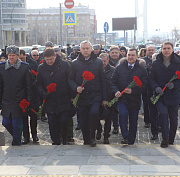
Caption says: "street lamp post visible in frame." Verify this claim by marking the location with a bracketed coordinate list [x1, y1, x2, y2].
[11, 2, 21, 45]
[1, 1, 4, 48]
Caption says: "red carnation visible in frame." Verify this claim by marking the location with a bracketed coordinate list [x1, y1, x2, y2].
[73, 71, 95, 107]
[175, 71, 180, 79]
[47, 83, 57, 93]
[82, 71, 95, 81]
[107, 76, 142, 107]
[39, 60, 44, 64]
[19, 99, 29, 112]
[151, 70, 180, 104]
[31, 69, 37, 76]
[133, 76, 142, 87]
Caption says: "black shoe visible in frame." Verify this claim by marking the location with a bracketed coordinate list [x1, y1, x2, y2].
[144, 123, 150, 128]
[96, 132, 101, 140]
[22, 138, 30, 145]
[67, 137, 74, 142]
[104, 138, 109, 144]
[52, 142, 61, 145]
[112, 128, 119, 134]
[75, 124, 81, 130]
[33, 136, 39, 142]
[90, 139, 96, 147]
[151, 134, 158, 140]
[121, 137, 128, 144]
[160, 138, 169, 148]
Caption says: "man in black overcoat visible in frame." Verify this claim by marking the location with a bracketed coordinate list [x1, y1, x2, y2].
[149, 41, 180, 148]
[69, 40, 107, 146]
[111, 48, 148, 145]
[37, 48, 71, 145]
[0, 45, 32, 146]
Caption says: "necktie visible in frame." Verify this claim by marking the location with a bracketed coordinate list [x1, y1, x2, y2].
[128, 65, 133, 69]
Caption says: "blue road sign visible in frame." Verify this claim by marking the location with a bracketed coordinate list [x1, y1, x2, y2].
[63, 11, 77, 25]
[104, 22, 109, 33]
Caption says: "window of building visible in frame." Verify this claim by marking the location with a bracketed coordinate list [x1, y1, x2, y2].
[38, 16, 42, 20]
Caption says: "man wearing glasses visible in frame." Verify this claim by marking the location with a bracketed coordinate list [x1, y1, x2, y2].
[31, 50, 41, 65]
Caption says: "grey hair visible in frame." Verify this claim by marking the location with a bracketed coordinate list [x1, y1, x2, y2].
[80, 40, 92, 48]
[31, 50, 39, 55]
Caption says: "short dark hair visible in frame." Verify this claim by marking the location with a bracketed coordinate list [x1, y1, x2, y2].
[43, 48, 55, 58]
[128, 48, 138, 55]
[20, 49, 26, 56]
[162, 41, 173, 49]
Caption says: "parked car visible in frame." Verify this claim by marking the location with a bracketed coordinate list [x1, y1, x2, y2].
[19, 46, 33, 55]
[38, 46, 46, 54]
[174, 47, 180, 53]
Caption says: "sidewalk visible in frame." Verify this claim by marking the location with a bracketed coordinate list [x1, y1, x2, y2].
[0, 114, 180, 176]
[0, 144, 180, 175]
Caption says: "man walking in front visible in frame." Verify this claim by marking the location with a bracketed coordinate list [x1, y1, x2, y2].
[111, 48, 147, 145]
[149, 41, 180, 148]
[69, 40, 107, 146]
[0, 45, 32, 146]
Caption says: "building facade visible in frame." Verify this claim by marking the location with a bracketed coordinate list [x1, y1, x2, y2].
[0, 0, 28, 48]
[26, 5, 97, 46]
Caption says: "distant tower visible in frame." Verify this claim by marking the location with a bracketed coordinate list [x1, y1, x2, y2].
[135, 0, 148, 43]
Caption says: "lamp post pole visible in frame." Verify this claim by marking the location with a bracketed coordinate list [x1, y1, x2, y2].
[11, 4, 17, 45]
[1, 1, 4, 48]
[11, 2, 21, 45]
[59, 3, 63, 47]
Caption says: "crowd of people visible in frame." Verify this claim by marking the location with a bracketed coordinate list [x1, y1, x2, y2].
[0, 40, 180, 148]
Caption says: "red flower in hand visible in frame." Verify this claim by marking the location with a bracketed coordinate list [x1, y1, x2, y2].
[47, 83, 57, 93]
[82, 71, 94, 81]
[176, 71, 180, 79]
[133, 76, 142, 87]
[19, 99, 29, 112]
[31, 69, 37, 76]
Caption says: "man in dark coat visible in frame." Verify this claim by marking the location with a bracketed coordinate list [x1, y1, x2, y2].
[19, 49, 39, 144]
[108, 46, 123, 134]
[37, 48, 71, 145]
[96, 53, 115, 144]
[109, 46, 123, 67]
[111, 48, 148, 145]
[93, 44, 102, 57]
[149, 41, 180, 148]
[0, 45, 33, 146]
[142, 45, 156, 128]
[69, 40, 107, 146]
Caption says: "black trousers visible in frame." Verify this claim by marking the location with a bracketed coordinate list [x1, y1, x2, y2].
[23, 110, 37, 139]
[47, 111, 69, 144]
[78, 102, 101, 144]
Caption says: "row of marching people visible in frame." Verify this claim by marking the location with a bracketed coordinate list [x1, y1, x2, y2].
[0, 40, 180, 148]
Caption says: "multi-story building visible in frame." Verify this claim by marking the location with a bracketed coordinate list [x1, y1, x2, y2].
[0, 0, 28, 48]
[26, 4, 97, 46]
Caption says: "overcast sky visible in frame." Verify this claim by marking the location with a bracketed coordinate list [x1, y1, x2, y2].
[26, 0, 180, 39]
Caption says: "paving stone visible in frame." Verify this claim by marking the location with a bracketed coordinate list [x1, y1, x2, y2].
[79, 165, 130, 175]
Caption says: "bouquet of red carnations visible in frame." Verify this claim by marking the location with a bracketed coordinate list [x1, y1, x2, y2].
[150, 71, 180, 104]
[107, 76, 142, 107]
[19, 83, 57, 117]
[73, 71, 95, 107]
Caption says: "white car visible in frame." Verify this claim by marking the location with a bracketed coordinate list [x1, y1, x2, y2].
[20, 46, 33, 55]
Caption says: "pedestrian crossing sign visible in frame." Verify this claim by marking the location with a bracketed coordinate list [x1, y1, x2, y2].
[63, 11, 77, 25]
